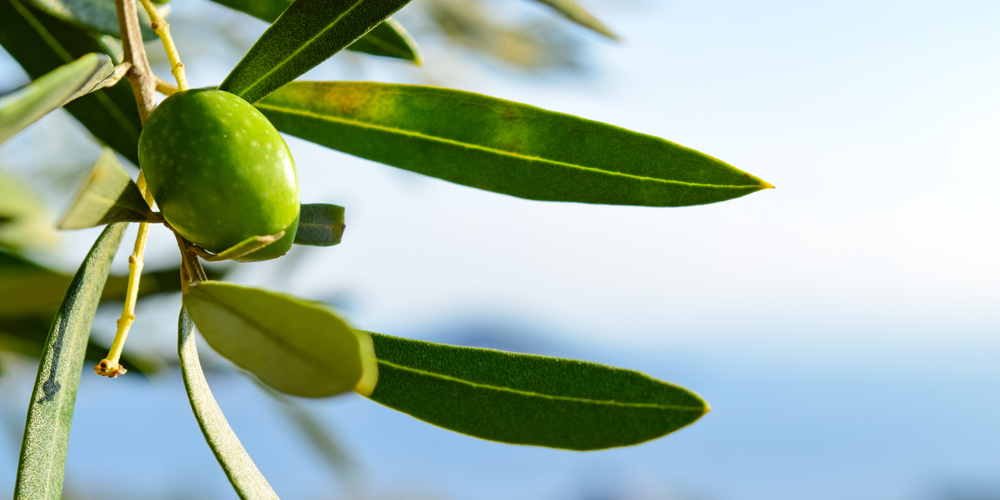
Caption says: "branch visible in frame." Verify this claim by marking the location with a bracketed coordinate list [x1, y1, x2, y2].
[115, 0, 156, 123]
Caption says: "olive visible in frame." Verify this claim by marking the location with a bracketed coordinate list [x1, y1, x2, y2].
[139, 89, 299, 262]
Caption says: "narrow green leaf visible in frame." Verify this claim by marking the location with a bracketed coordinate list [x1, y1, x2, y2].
[183, 281, 377, 397]
[257, 82, 774, 207]
[24, 0, 158, 39]
[219, 0, 414, 103]
[0, 254, 76, 319]
[13, 223, 125, 499]
[364, 332, 709, 450]
[0, 248, 222, 319]
[0, 0, 144, 165]
[528, 0, 617, 39]
[58, 149, 160, 230]
[294, 203, 344, 247]
[204, 0, 421, 64]
[0, 317, 160, 378]
[203, 232, 285, 262]
[0, 53, 114, 145]
[178, 308, 278, 499]
[344, 18, 421, 64]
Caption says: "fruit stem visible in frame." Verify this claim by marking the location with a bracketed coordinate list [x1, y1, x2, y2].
[96, 173, 156, 378]
[155, 75, 180, 95]
[176, 233, 208, 294]
[138, 0, 188, 91]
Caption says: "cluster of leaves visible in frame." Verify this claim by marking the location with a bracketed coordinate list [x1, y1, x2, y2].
[0, 0, 772, 498]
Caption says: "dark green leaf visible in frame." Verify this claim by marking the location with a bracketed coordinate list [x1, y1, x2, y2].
[0, 0, 143, 165]
[183, 281, 377, 397]
[0, 53, 115, 145]
[205, 0, 421, 64]
[365, 332, 709, 450]
[24, 0, 158, 39]
[13, 223, 125, 499]
[58, 149, 160, 230]
[343, 18, 421, 64]
[294, 203, 344, 246]
[257, 82, 774, 207]
[219, 0, 413, 103]
[528, 0, 617, 39]
[178, 308, 278, 499]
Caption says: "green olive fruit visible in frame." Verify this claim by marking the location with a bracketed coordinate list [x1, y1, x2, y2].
[139, 89, 299, 262]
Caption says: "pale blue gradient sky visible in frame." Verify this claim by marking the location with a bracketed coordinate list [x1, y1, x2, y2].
[1, 1, 998, 499]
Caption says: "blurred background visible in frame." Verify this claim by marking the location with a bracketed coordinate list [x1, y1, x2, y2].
[1, 0, 999, 498]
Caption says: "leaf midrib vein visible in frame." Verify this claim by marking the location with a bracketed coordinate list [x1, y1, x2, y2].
[238, 0, 366, 98]
[256, 103, 760, 191]
[377, 359, 704, 411]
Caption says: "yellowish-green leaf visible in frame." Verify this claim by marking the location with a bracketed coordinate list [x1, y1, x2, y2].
[365, 332, 709, 450]
[0, 171, 58, 252]
[257, 82, 774, 207]
[58, 149, 160, 230]
[183, 281, 377, 397]
[178, 308, 278, 499]
[14, 224, 125, 499]
[0, 53, 115, 145]
[294, 203, 344, 247]
[528, 0, 617, 39]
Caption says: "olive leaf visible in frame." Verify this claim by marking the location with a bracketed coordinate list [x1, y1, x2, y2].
[219, 0, 414, 103]
[13, 223, 126, 499]
[528, 0, 617, 39]
[178, 308, 278, 499]
[0, 316, 161, 378]
[183, 281, 377, 398]
[345, 18, 421, 64]
[58, 149, 160, 230]
[206, 0, 420, 64]
[200, 232, 286, 262]
[294, 203, 344, 247]
[0, 247, 224, 319]
[257, 82, 774, 207]
[24, 0, 159, 39]
[365, 332, 708, 450]
[0, 53, 116, 145]
[0, 0, 144, 165]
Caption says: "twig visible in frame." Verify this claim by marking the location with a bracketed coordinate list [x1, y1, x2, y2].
[139, 0, 188, 91]
[114, 0, 155, 122]
[155, 75, 180, 95]
[98, 0, 200, 377]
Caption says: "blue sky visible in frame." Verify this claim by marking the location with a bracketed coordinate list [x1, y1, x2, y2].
[1, 0, 998, 498]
